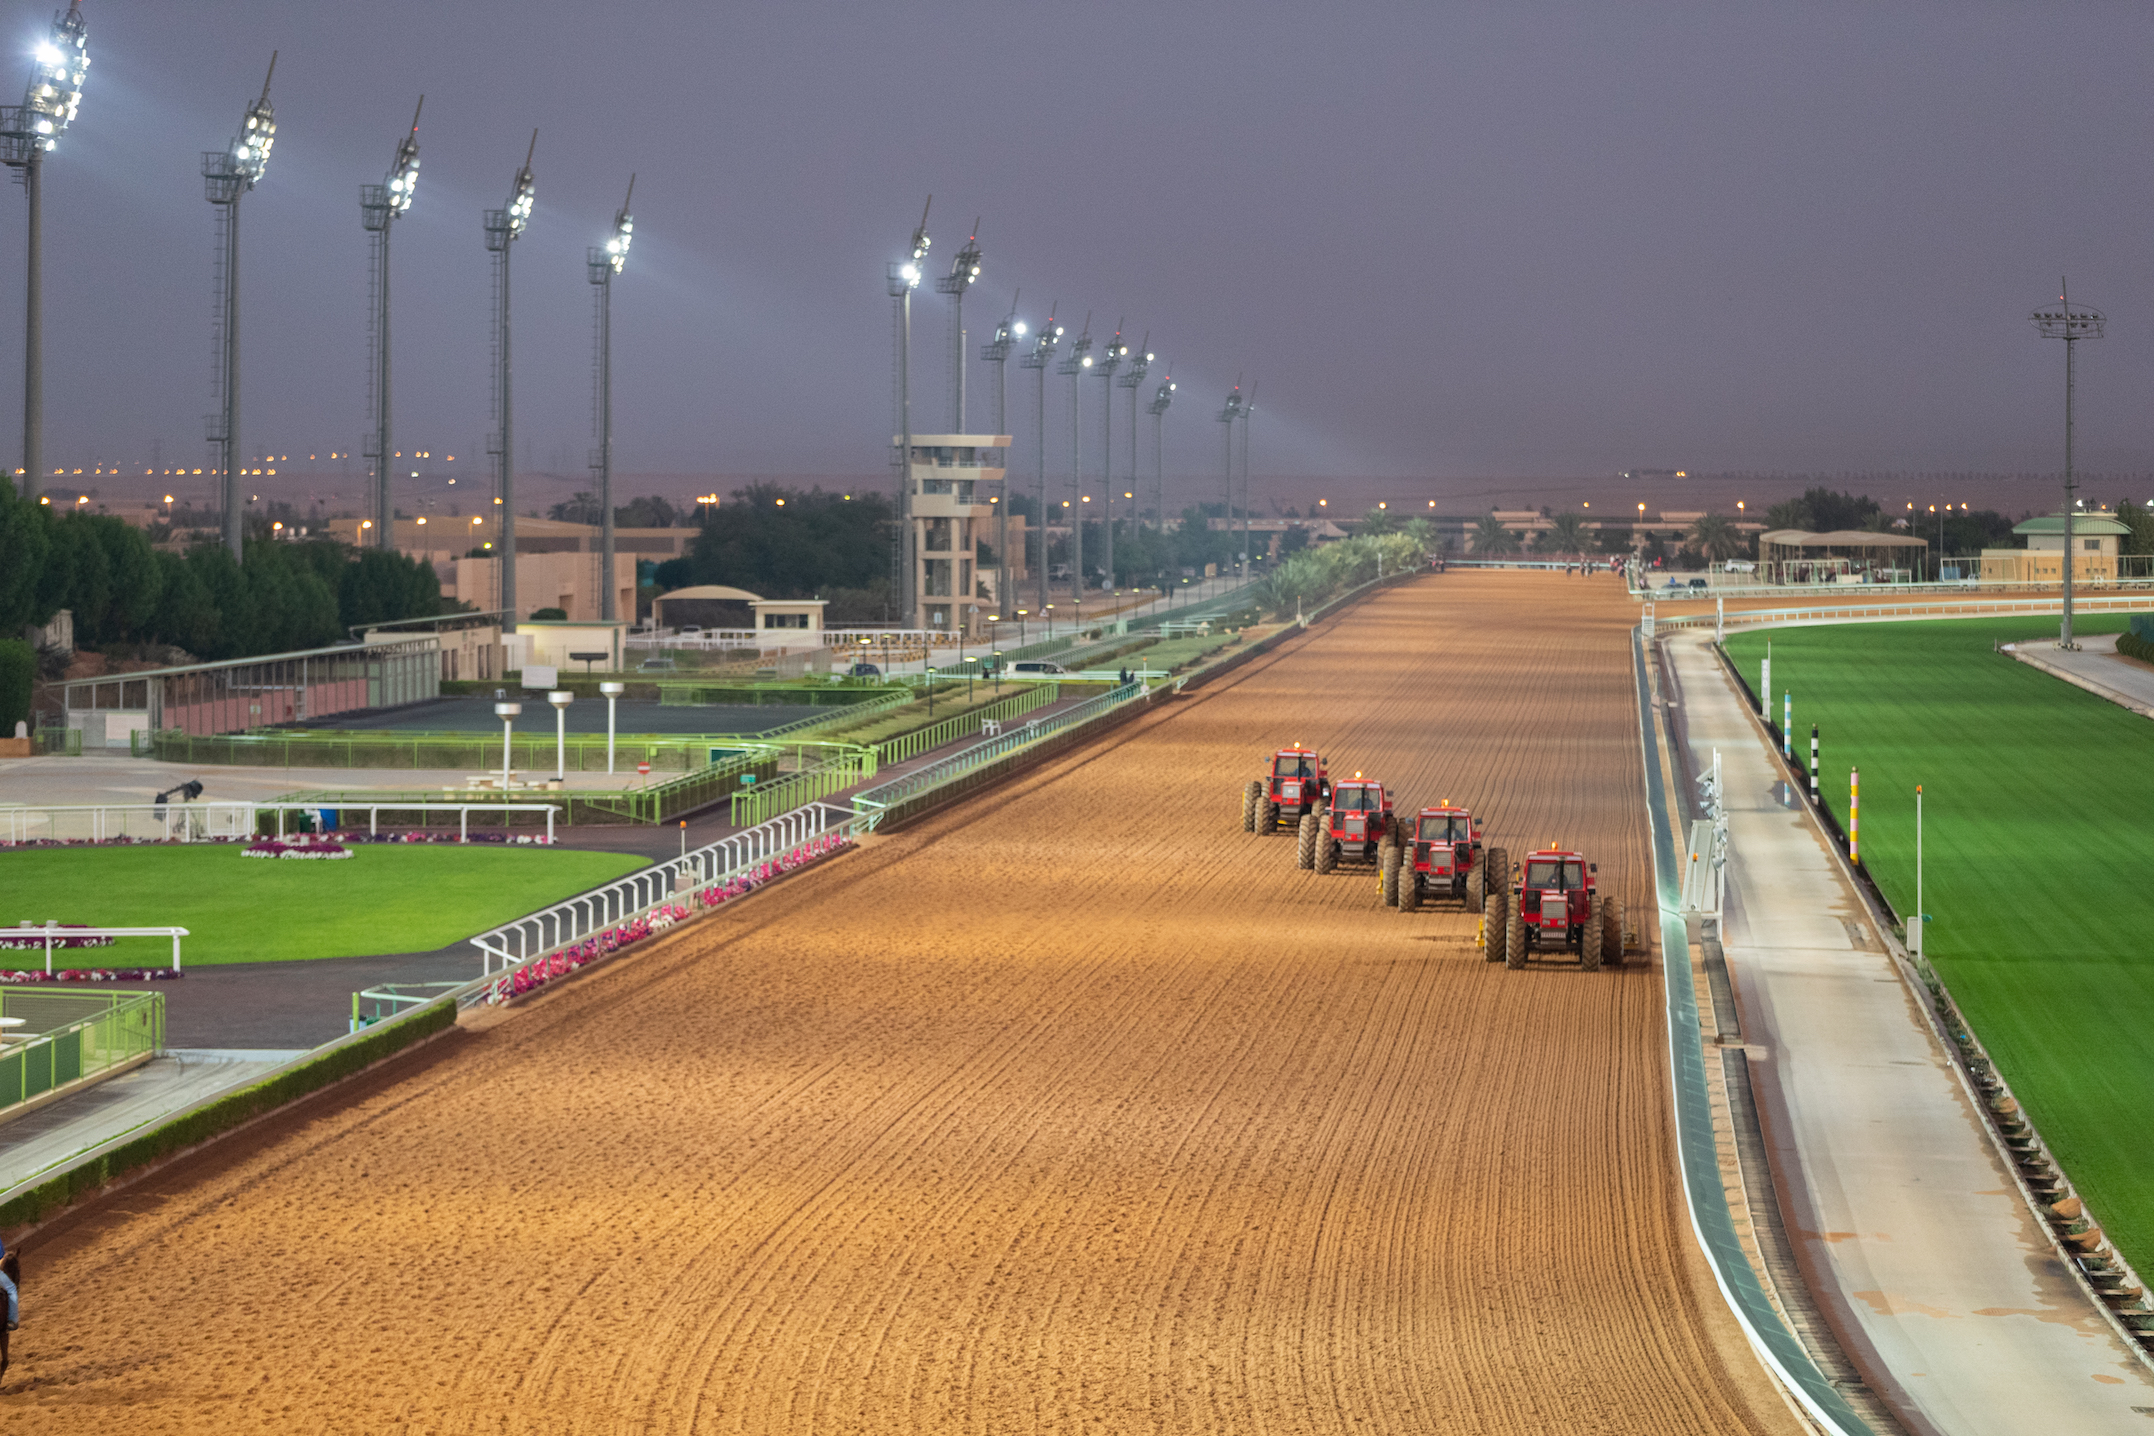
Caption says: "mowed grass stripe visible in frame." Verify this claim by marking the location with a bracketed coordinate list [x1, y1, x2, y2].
[1723, 616, 2154, 1271]
[0, 845, 647, 965]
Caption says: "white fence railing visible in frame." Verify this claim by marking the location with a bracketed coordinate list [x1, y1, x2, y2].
[0, 802, 255, 845]
[1659, 593, 2151, 633]
[0, 923, 189, 974]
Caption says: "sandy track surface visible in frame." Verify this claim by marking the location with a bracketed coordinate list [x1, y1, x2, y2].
[4, 572, 1799, 1434]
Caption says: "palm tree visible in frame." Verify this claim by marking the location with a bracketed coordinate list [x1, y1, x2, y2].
[1542, 512, 1589, 555]
[1473, 513, 1520, 554]
[1689, 513, 1744, 564]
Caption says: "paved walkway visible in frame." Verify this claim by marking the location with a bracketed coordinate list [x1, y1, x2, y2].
[2005, 634, 2154, 719]
[1666, 630, 2154, 1433]
[0, 1048, 301, 1194]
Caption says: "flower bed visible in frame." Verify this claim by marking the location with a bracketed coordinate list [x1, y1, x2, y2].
[0, 968, 181, 984]
[1, 922, 114, 952]
[243, 837, 353, 860]
[480, 832, 852, 1007]
[338, 831, 556, 846]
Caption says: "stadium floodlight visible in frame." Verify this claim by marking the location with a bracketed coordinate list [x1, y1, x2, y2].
[203, 52, 278, 560]
[1058, 316, 1094, 600]
[935, 219, 981, 432]
[1093, 324, 1126, 590]
[1148, 375, 1174, 543]
[360, 97, 424, 549]
[587, 175, 636, 621]
[1217, 382, 1244, 576]
[1018, 305, 1060, 609]
[979, 291, 1021, 611]
[1238, 381, 1258, 580]
[887, 197, 931, 623]
[2030, 279, 2105, 650]
[485, 131, 538, 627]
[0, 0, 87, 503]
[1116, 334, 1150, 527]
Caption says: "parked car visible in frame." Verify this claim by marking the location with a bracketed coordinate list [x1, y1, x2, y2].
[1010, 660, 1069, 676]
[848, 662, 882, 678]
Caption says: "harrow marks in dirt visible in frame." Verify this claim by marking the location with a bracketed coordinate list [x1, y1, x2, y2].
[8, 572, 1798, 1434]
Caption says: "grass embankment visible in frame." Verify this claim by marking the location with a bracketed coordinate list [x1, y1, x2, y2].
[1723, 616, 2154, 1266]
[0, 845, 646, 965]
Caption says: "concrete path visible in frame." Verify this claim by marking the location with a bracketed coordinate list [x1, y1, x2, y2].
[1665, 630, 2154, 1435]
[0, 1048, 301, 1193]
[2005, 634, 2154, 719]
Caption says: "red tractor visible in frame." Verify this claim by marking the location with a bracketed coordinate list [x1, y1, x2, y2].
[1392, 804, 1505, 913]
[1298, 774, 1398, 873]
[1483, 846, 1623, 972]
[1243, 744, 1330, 834]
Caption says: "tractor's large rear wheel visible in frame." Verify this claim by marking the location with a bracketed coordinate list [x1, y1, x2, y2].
[1580, 911, 1603, 971]
[1380, 846, 1401, 906]
[1242, 780, 1262, 832]
[1484, 903, 1507, 962]
[1487, 847, 1512, 898]
[1398, 868, 1421, 912]
[1504, 911, 1527, 969]
[1296, 813, 1318, 869]
[1261, 799, 1280, 834]
[1601, 896, 1625, 965]
[1466, 863, 1485, 913]
[1316, 833, 1339, 875]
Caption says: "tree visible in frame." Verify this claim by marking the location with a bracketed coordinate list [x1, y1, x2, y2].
[1596, 524, 1634, 555]
[0, 485, 50, 634]
[1540, 513, 1589, 555]
[337, 546, 442, 630]
[1358, 505, 1397, 536]
[1471, 513, 1520, 554]
[1763, 486, 1879, 533]
[1689, 513, 1744, 563]
[663, 483, 896, 599]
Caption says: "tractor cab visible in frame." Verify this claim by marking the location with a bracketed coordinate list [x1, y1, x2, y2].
[1488, 845, 1623, 971]
[1245, 743, 1330, 833]
[1396, 804, 1497, 913]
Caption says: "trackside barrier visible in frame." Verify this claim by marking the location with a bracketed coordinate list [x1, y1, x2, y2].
[0, 989, 164, 1119]
[729, 751, 873, 827]
[1656, 593, 2151, 632]
[0, 802, 254, 845]
[871, 681, 1062, 765]
[850, 681, 1148, 822]
[1632, 628, 1873, 1434]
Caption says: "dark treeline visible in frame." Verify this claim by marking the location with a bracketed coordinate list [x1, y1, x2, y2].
[0, 486, 443, 661]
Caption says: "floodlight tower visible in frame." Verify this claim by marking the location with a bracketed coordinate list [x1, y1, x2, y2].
[936, 221, 980, 432]
[1217, 383, 1244, 577]
[483, 132, 537, 627]
[1093, 325, 1125, 590]
[1018, 306, 1060, 608]
[2030, 280, 2105, 650]
[360, 98, 423, 550]
[202, 53, 277, 561]
[1239, 382, 1258, 580]
[1147, 375, 1174, 538]
[979, 293, 1022, 610]
[586, 175, 634, 622]
[887, 199, 930, 623]
[1117, 334, 1150, 523]
[1058, 316, 1093, 600]
[0, 0, 87, 503]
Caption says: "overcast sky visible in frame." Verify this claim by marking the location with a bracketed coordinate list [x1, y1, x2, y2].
[5, 1, 2153, 510]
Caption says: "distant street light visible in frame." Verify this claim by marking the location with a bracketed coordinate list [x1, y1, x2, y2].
[1058, 317, 1094, 598]
[980, 294, 1021, 613]
[1094, 326, 1126, 592]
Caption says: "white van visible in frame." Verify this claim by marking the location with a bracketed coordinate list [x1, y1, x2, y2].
[1009, 660, 1070, 676]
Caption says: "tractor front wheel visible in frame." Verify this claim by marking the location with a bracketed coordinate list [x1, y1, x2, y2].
[1261, 799, 1280, 834]
[1316, 833, 1339, 875]
[1504, 911, 1527, 969]
[1601, 896, 1625, 965]
[1487, 847, 1512, 898]
[1296, 813, 1319, 869]
[1380, 846, 1401, 906]
[1242, 780, 1262, 832]
[1398, 868, 1421, 913]
[1581, 912, 1603, 972]
[1484, 902, 1507, 962]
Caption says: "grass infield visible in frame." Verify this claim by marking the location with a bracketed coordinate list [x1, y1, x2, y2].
[1724, 615, 2154, 1269]
[0, 845, 647, 966]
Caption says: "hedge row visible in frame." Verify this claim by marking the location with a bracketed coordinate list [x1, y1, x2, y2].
[0, 998, 456, 1232]
[2120, 630, 2154, 664]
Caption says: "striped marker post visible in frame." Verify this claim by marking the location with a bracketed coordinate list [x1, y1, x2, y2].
[1783, 692, 1793, 759]
[1809, 724, 1819, 801]
[1761, 643, 1771, 717]
[1850, 766, 1860, 864]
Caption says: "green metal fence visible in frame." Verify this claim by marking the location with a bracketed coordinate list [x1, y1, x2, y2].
[871, 682, 1062, 764]
[283, 749, 780, 828]
[34, 727, 81, 757]
[729, 750, 875, 826]
[148, 727, 747, 772]
[0, 990, 163, 1117]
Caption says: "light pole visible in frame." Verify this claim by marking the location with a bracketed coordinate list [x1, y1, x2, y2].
[548, 689, 573, 780]
[600, 680, 624, 774]
[494, 700, 522, 790]
[361, 98, 423, 550]
[0, 1, 87, 504]
[981, 295, 1021, 612]
[2030, 282, 2103, 650]
[485, 132, 536, 626]
[1094, 326, 1125, 593]
[1149, 376, 1174, 584]
[1019, 309, 1060, 609]
[936, 221, 980, 431]
[888, 199, 930, 627]
[203, 53, 276, 562]
[1217, 384, 1244, 577]
[1239, 383, 1257, 581]
[1058, 317, 1093, 599]
[588, 176, 635, 621]
[1118, 335, 1149, 519]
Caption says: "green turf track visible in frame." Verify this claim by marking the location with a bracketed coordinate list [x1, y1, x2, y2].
[1724, 615, 2154, 1270]
[0, 845, 646, 967]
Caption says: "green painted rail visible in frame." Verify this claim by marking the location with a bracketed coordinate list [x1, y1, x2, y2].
[0, 990, 164, 1118]
[871, 682, 1062, 764]
[729, 751, 875, 827]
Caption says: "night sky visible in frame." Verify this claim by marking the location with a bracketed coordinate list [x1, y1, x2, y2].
[4, 2, 2153, 517]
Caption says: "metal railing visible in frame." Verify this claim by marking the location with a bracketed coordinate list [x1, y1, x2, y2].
[851, 681, 1148, 815]
[145, 726, 745, 772]
[729, 751, 873, 826]
[872, 682, 1062, 764]
[0, 802, 255, 845]
[32, 727, 80, 757]
[253, 801, 562, 844]
[464, 802, 874, 980]
[1659, 593, 2153, 633]
[0, 990, 164, 1118]
[0, 925, 187, 975]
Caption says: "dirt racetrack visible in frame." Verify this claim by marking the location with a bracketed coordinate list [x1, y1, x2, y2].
[5, 572, 1801, 1434]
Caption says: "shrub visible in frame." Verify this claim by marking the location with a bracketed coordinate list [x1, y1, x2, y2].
[0, 638, 31, 735]
[2119, 629, 2154, 664]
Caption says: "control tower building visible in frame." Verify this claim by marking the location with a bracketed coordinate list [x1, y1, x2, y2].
[897, 432, 1010, 636]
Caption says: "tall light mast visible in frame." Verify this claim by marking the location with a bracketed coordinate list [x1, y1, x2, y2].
[1148, 376, 1175, 550]
[0, 0, 87, 503]
[203, 53, 277, 560]
[483, 134, 536, 625]
[1217, 383, 1244, 578]
[936, 221, 980, 432]
[1018, 307, 1060, 609]
[1239, 383, 1258, 580]
[360, 98, 423, 549]
[1093, 325, 1125, 590]
[1117, 334, 1150, 526]
[979, 293, 1022, 611]
[587, 175, 634, 621]
[2030, 282, 2104, 650]
[888, 200, 929, 624]
[1058, 316, 1093, 599]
